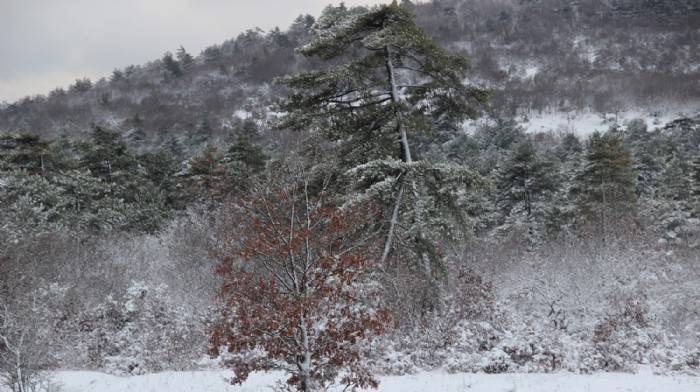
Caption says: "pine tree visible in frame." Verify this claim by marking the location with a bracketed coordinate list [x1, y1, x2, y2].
[622, 118, 650, 148]
[278, 2, 486, 281]
[77, 127, 171, 232]
[52, 169, 128, 232]
[0, 172, 66, 241]
[110, 68, 124, 82]
[239, 118, 260, 141]
[78, 126, 136, 183]
[139, 149, 178, 192]
[690, 153, 700, 217]
[218, 136, 268, 195]
[545, 134, 584, 239]
[162, 136, 186, 162]
[288, 14, 316, 44]
[181, 145, 225, 203]
[556, 133, 583, 162]
[636, 122, 700, 243]
[574, 131, 636, 237]
[71, 78, 92, 92]
[224, 136, 267, 173]
[0, 134, 52, 175]
[0, 131, 171, 234]
[495, 141, 558, 242]
[467, 120, 526, 176]
[475, 119, 526, 152]
[632, 143, 662, 199]
[202, 45, 223, 64]
[161, 52, 182, 78]
[660, 152, 690, 202]
[176, 46, 194, 71]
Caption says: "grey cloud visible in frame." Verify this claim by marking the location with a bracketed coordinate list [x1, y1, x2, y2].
[0, 0, 389, 102]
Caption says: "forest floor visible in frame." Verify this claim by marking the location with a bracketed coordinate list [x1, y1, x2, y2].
[22, 367, 700, 392]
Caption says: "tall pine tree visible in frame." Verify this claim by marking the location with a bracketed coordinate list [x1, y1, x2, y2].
[574, 131, 636, 238]
[278, 2, 486, 283]
[495, 140, 558, 242]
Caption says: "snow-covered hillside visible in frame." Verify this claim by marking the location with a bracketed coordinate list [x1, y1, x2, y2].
[24, 370, 700, 392]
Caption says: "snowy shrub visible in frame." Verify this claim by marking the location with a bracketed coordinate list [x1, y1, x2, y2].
[373, 268, 501, 375]
[373, 343, 419, 376]
[591, 292, 683, 373]
[556, 333, 598, 373]
[651, 201, 700, 247]
[678, 351, 700, 373]
[0, 288, 58, 392]
[385, 332, 450, 372]
[79, 281, 203, 375]
[446, 318, 578, 374]
[426, 269, 498, 356]
[492, 327, 562, 372]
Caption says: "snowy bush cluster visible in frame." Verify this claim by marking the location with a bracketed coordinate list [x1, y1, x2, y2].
[373, 278, 699, 377]
[0, 209, 219, 389]
[76, 282, 200, 375]
[368, 223, 699, 378]
[1, 280, 207, 378]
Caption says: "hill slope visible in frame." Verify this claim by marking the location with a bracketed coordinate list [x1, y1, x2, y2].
[0, 0, 697, 148]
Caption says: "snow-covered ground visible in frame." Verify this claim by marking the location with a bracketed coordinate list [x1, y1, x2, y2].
[19, 369, 700, 392]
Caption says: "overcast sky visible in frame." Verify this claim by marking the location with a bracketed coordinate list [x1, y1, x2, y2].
[0, 0, 391, 103]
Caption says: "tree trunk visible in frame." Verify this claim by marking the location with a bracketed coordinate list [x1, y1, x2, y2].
[299, 315, 312, 392]
[384, 46, 431, 276]
[601, 176, 606, 242]
[380, 175, 405, 266]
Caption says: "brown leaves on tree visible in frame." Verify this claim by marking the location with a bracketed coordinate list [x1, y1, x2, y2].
[210, 171, 389, 391]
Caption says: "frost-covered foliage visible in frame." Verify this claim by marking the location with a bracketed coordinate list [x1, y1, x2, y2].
[78, 281, 201, 375]
[373, 267, 498, 374]
[369, 230, 699, 377]
[374, 297, 697, 376]
[592, 293, 668, 372]
[0, 288, 58, 392]
[0, 208, 218, 379]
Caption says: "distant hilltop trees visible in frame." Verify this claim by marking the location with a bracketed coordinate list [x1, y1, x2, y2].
[0, 0, 697, 140]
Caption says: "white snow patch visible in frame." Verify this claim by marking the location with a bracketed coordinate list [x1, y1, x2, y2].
[519, 107, 700, 136]
[14, 370, 700, 392]
[521, 111, 605, 136]
[233, 109, 252, 120]
[522, 65, 539, 79]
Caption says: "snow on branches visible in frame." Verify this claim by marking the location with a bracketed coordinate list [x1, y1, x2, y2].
[210, 166, 390, 391]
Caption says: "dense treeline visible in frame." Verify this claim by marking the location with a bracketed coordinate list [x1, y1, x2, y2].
[3, 112, 698, 253]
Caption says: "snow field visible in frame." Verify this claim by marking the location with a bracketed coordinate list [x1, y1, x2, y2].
[24, 369, 700, 392]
